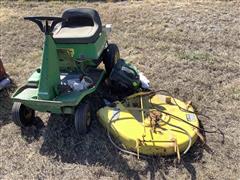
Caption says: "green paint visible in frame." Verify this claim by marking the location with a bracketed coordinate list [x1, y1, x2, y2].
[12, 26, 107, 114]
[12, 72, 104, 114]
[27, 68, 41, 85]
[38, 35, 60, 100]
[56, 32, 107, 61]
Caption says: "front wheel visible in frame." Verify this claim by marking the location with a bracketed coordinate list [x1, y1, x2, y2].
[74, 102, 92, 135]
[12, 102, 35, 127]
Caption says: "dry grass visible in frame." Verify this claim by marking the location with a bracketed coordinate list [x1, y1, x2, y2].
[1, 0, 240, 179]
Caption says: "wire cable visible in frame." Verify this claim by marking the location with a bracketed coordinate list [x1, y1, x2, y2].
[104, 88, 224, 159]
[106, 104, 192, 158]
[121, 89, 224, 143]
[160, 118, 192, 155]
[107, 110, 150, 159]
[148, 90, 225, 144]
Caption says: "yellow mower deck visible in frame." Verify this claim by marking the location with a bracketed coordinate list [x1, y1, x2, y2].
[97, 93, 200, 158]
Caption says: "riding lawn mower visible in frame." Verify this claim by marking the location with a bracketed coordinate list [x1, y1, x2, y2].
[11, 8, 119, 135]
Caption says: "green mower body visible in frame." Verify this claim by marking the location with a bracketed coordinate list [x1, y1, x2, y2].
[11, 8, 117, 121]
[12, 33, 106, 114]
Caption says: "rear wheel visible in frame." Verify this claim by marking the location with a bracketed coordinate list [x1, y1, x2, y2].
[12, 102, 35, 127]
[102, 44, 120, 76]
[74, 101, 92, 135]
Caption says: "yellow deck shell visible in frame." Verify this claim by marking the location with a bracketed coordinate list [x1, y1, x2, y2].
[97, 94, 199, 156]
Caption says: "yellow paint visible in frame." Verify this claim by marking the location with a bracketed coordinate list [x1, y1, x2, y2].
[97, 94, 199, 156]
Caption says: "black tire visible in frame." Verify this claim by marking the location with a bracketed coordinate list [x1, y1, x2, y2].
[74, 102, 92, 135]
[12, 102, 35, 127]
[102, 44, 120, 75]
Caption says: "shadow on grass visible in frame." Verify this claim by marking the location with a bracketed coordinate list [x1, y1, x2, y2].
[20, 117, 45, 143]
[137, 137, 205, 180]
[34, 113, 208, 179]
[39, 114, 142, 179]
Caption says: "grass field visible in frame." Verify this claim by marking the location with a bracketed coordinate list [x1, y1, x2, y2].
[0, 0, 240, 179]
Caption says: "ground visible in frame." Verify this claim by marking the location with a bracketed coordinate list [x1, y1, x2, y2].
[0, 0, 240, 179]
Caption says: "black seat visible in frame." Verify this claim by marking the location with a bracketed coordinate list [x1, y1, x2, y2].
[53, 8, 102, 44]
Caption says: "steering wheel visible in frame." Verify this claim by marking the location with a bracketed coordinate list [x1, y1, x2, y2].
[24, 16, 65, 34]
